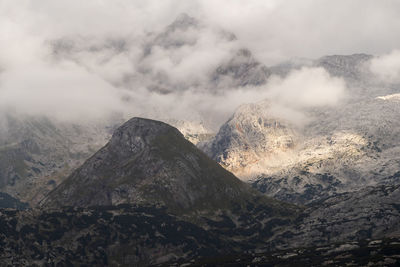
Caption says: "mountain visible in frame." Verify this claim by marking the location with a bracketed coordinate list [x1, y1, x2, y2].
[204, 97, 400, 204]
[149, 13, 201, 50]
[3, 117, 400, 265]
[0, 113, 114, 205]
[144, 14, 270, 91]
[14, 116, 400, 265]
[212, 48, 271, 88]
[50, 13, 270, 95]
[0, 115, 211, 208]
[202, 54, 400, 204]
[315, 53, 373, 81]
[201, 101, 297, 180]
[269, 54, 372, 82]
[42, 117, 293, 215]
[1, 11, 400, 266]
[0, 110, 213, 208]
[32, 118, 302, 264]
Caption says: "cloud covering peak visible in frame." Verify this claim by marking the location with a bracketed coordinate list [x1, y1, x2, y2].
[0, 1, 398, 128]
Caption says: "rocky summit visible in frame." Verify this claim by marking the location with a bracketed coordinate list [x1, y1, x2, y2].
[42, 117, 285, 215]
[202, 101, 297, 180]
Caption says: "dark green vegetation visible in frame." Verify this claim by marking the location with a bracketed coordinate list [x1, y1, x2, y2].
[0, 192, 29, 210]
[1, 204, 399, 266]
[0, 205, 228, 266]
[190, 238, 400, 266]
[0, 201, 301, 266]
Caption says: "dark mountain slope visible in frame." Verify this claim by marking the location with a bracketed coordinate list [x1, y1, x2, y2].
[42, 117, 293, 216]
[0, 113, 112, 205]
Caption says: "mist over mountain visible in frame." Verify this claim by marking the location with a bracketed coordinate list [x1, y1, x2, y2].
[203, 53, 400, 204]
[1, 1, 400, 129]
[1, 1, 400, 266]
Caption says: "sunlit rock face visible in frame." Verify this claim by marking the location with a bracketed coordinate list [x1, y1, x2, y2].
[203, 101, 297, 180]
[167, 119, 214, 145]
[205, 92, 400, 204]
[202, 54, 400, 205]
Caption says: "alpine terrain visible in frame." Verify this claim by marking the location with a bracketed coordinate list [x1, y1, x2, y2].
[1, 8, 400, 266]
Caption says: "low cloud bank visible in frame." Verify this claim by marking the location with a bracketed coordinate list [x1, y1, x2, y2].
[3, 1, 388, 130]
[369, 50, 400, 84]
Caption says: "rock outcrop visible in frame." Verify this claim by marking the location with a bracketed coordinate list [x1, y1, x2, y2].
[203, 101, 297, 180]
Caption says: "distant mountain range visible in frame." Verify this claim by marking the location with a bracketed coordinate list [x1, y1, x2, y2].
[1, 117, 399, 265]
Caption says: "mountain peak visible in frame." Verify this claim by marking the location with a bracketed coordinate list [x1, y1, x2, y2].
[167, 13, 199, 32]
[42, 117, 264, 213]
[204, 102, 297, 180]
[109, 117, 181, 151]
[170, 13, 198, 28]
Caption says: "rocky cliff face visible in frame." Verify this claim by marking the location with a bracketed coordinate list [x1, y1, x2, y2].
[205, 97, 400, 204]
[202, 54, 400, 205]
[202, 101, 297, 180]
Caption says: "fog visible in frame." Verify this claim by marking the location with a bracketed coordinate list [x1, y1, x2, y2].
[0, 1, 399, 129]
[369, 50, 400, 84]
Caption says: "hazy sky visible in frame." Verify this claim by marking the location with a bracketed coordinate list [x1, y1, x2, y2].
[0, 0, 399, 127]
[2, 0, 399, 63]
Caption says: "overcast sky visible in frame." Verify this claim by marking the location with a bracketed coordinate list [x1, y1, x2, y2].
[2, 0, 400, 64]
[1, 0, 399, 127]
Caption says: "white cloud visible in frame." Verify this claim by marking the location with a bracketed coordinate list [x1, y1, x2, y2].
[0, 1, 396, 129]
[369, 50, 400, 84]
[0, 60, 125, 122]
[200, 0, 400, 64]
[266, 67, 347, 108]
